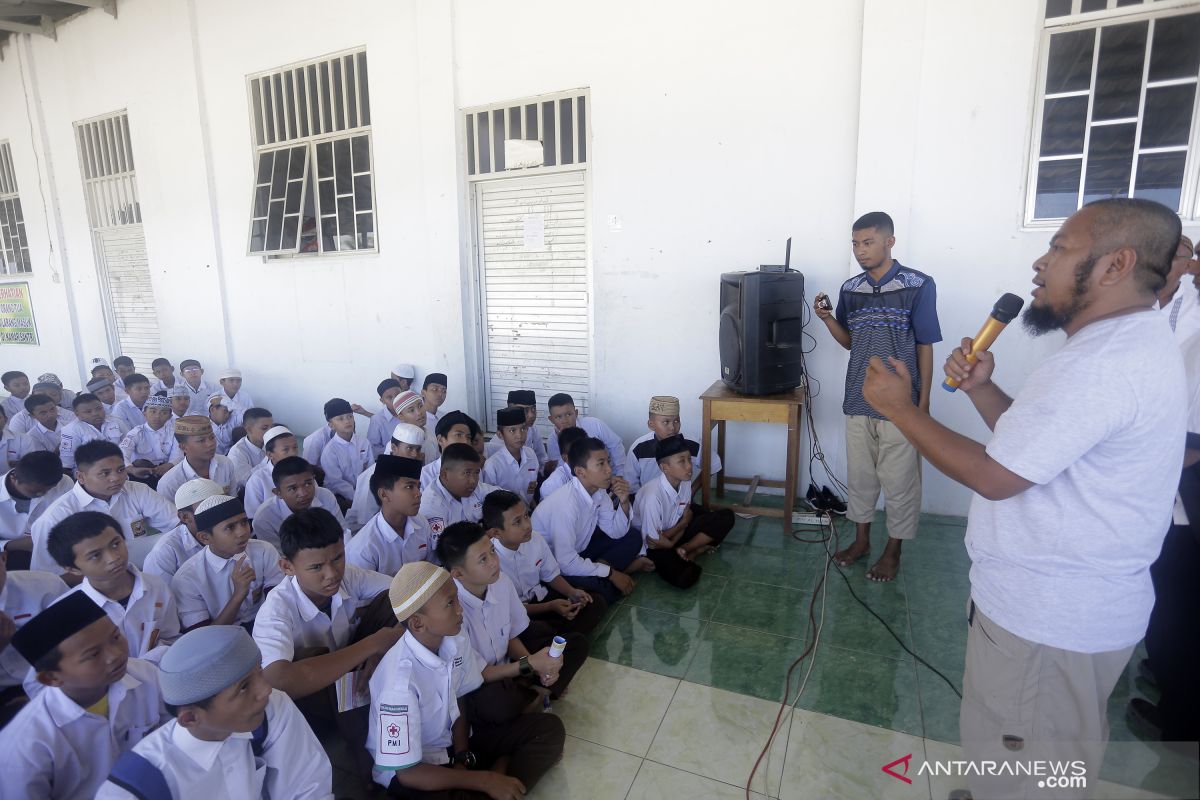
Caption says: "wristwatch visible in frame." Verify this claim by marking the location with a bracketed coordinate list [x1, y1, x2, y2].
[452, 750, 477, 769]
[518, 655, 533, 677]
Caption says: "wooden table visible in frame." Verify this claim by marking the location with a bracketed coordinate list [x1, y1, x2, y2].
[699, 379, 804, 532]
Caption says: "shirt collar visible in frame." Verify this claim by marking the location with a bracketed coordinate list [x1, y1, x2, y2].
[204, 546, 243, 572]
[46, 668, 143, 728]
[70, 480, 117, 509]
[401, 628, 458, 672]
[81, 564, 145, 609]
[171, 720, 252, 770]
[285, 574, 347, 622]
[864, 260, 902, 287]
[453, 578, 493, 612]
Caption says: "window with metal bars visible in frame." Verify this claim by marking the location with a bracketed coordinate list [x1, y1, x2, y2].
[246, 48, 376, 256]
[464, 90, 588, 177]
[1029, 0, 1200, 222]
[73, 111, 141, 229]
[0, 142, 31, 275]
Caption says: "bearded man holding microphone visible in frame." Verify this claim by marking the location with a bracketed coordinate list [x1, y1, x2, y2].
[861, 198, 1186, 800]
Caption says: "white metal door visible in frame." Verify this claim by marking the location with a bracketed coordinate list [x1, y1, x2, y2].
[96, 224, 160, 367]
[474, 171, 589, 435]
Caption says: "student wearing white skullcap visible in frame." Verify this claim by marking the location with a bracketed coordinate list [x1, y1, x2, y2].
[346, 422, 426, 532]
[165, 384, 191, 425]
[141, 477, 224, 581]
[367, 562, 564, 794]
[243, 426, 300, 519]
[391, 390, 439, 463]
[206, 393, 236, 455]
[390, 363, 417, 392]
[37, 372, 76, 410]
[96, 625, 333, 800]
[217, 368, 255, 426]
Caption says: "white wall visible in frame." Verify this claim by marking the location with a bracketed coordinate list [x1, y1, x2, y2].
[0, 0, 1073, 517]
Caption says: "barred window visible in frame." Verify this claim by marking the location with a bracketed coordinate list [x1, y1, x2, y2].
[0, 142, 31, 275]
[1029, 1, 1200, 222]
[246, 48, 376, 256]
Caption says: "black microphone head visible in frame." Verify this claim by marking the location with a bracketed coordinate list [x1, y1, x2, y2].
[991, 293, 1025, 324]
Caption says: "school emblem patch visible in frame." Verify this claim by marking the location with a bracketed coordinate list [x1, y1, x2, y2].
[429, 517, 444, 535]
[129, 517, 147, 537]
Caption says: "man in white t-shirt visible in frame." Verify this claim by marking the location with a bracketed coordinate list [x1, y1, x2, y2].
[863, 198, 1187, 800]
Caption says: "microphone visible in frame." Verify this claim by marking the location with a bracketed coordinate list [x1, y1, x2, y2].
[942, 293, 1025, 392]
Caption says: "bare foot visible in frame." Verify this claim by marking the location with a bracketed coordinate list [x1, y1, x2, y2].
[866, 550, 900, 582]
[834, 540, 870, 567]
[676, 546, 693, 562]
[627, 556, 655, 574]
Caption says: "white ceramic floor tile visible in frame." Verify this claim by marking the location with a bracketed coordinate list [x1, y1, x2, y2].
[554, 657, 680, 757]
[630, 760, 769, 799]
[526, 735, 642, 800]
[648, 680, 789, 797]
[780, 710, 931, 800]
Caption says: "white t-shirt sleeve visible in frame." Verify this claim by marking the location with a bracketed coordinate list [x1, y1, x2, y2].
[253, 592, 297, 667]
[171, 562, 211, 629]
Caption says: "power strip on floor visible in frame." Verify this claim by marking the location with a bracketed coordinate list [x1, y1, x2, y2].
[791, 512, 826, 526]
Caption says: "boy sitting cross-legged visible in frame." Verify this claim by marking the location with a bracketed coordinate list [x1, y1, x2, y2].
[0, 592, 169, 799]
[439, 521, 586, 708]
[171, 495, 283, 632]
[156, 415, 237, 502]
[141, 478, 224, 581]
[251, 456, 347, 548]
[484, 490, 608, 638]
[530, 436, 650, 604]
[254, 508, 401, 744]
[97, 625, 333, 799]
[346, 422, 425, 532]
[48, 511, 180, 662]
[630, 434, 735, 589]
[482, 407, 539, 506]
[346, 454, 432, 575]
[368, 561, 565, 797]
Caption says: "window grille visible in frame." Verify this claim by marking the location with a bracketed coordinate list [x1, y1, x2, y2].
[246, 48, 376, 256]
[465, 90, 588, 177]
[1029, 0, 1200, 222]
[74, 112, 141, 229]
[0, 142, 31, 275]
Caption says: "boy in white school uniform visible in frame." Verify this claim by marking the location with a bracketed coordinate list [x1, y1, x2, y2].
[391, 363, 416, 392]
[482, 407, 539, 505]
[1, 371, 30, 420]
[538, 426, 587, 503]
[419, 443, 500, 563]
[5, 383, 73, 438]
[48, 511, 180, 661]
[485, 389, 548, 472]
[390, 389, 438, 463]
[147, 357, 178, 395]
[171, 495, 282, 632]
[217, 368, 254, 427]
[0, 547, 68, 713]
[89, 359, 126, 400]
[347, 455, 432, 575]
[36, 373, 75, 411]
[98, 625, 333, 800]
[531, 436, 648, 604]
[251, 456, 346, 548]
[0, 406, 41, 475]
[0, 592, 169, 799]
[484, 489, 607, 639]
[32, 441, 178, 580]
[347, 422, 426, 531]
[366, 378, 404, 458]
[167, 385, 192, 423]
[119, 395, 181, 487]
[227, 407, 273, 488]
[545, 392, 625, 476]
[156, 416, 237, 502]
[206, 393, 236, 455]
[0, 452, 72, 568]
[21, 393, 67, 454]
[368, 562, 564, 797]
[141, 478, 223, 582]
[111, 373, 151, 432]
[630, 434, 734, 589]
[86, 377, 126, 430]
[244, 425, 298, 518]
[421, 372, 448, 428]
[422, 410, 480, 490]
[60, 392, 126, 471]
[113, 356, 137, 391]
[319, 398, 371, 510]
[625, 395, 721, 494]
[254, 508, 399, 743]
[178, 359, 219, 415]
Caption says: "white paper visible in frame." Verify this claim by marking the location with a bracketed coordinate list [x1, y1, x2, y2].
[504, 139, 544, 169]
[523, 213, 545, 250]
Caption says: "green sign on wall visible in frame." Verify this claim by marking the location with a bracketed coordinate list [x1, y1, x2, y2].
[0, 282, 39, 345]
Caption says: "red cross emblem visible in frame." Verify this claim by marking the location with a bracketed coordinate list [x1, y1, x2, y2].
[387, 723, 400, 737]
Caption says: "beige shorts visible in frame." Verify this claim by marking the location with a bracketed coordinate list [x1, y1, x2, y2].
[844, 414, 921, 539]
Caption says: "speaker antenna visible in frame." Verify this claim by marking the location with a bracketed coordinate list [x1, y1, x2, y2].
[784, 237, 791, 271]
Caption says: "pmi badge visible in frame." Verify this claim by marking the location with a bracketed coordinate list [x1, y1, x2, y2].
[379, 703, 411, 756]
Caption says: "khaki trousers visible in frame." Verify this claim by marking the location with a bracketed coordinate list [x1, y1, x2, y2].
[959, 600, 1135, 800]
[845, 415, 921, 539]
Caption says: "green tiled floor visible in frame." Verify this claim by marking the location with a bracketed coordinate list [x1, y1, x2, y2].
[586, 508, 1199, 799]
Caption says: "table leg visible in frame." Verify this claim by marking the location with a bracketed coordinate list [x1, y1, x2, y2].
[716, 420, 726, 496]
[783, 404, 800, 534]
[701, 400, 712, 509]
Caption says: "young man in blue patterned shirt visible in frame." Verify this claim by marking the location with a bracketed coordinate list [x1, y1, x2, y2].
[814, 211, 941, 582]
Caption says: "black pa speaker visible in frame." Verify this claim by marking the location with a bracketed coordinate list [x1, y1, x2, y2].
[718, 240, 806, 395]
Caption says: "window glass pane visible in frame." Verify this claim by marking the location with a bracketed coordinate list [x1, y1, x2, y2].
[332, 58, 345, 132]
[493, 110, 506, 171]
[1093, 21, 1148, 121]
[284, 71, 297, 141]
[1140, 84, 1196, 148]
[559, 99, 574, 164]
[356, 52, 371, 125]
[356, 212, 374, 249]
[509, 106, 522, 139]
[1133, 151, 1186, 210]
[352, 135, 370, 173]
[1083, 123, 1136, 203]
[354, 175, 372, 211]
[295, 70, 309, 139]
[1035, 159, 1082, 218]
[288, 146, 306, 180]
[270, 152, 288, 196]
[251, 80, 265, 146]
[266, 200, 285, 250]
[319, 178, 335, 214]
[307, 65, 321, 135]
[316, 141, 334, 179]
[478, 113, 491, 173]
[320, 62, 334, 135]
[285, 182, 302, 214]
[1149, 13, 1200, 82]
[1081, 0, 1107, 11]
[541, 101, 556, 166]
[253, 186, 269, 217]
[1046, 30, 1095, 95]
[249, 219, 267, 251]
[1041, 96, 1089, 156]
[525, 104, 538, 142]
[337, 197, 354, 242]
[256, 151, 273, 184]
[1045, 0, 1071, 19]
[1115, 0, 1143, 6]
[466, 115, 476, 175]
[321, 217, 338, 252]
[281, 217, 299, 250]
[300, 166, 318, 253]
[577, 95, 587, 162]
[334, 138, 352, 194]
[344, 55, 358, 129]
